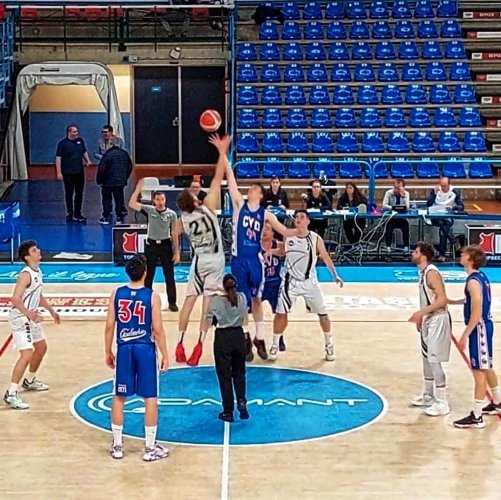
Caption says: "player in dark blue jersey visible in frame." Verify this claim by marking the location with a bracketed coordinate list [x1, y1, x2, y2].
[448, 246, 501, 428]
[104, 255, 170, 460]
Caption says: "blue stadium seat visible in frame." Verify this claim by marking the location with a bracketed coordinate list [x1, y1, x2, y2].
[314, 158, 337, 177]
[360, 107, 382, 127]
[410, 107, 432, 127]
[261, 63, 281, 82]
[237, 158, 260, 178]
[306, 42, 326, 60]
[385, 107, 406, 127]
[287, 108, 308, 128]
[260, 22, 279, 40]
[282, 21, 302, 40]
[376, 41, 396, 60]
[347, 1, 367, 19]
[352, 41, 373, 60]
[311, 108, 333, 127]
[262, 132, 285, 153]
[340, 159, 363, 178]
[260, 42, 281, 61]
[469, 159, 492, 178]
[417, 20, 438, 38]
[325, 2, 345, 20]
[358, 84, 378, 104]
[263, 158, 286, 178]
[454, 84, 476, 104]
[350, 21, 370, 39]
[378, 62, 399, 81]
[372, 160, 389, 178]
[390, 158, 414, 179]
[285, 85, 307, 104]
[304, 21, 324, 39]
[331, 63, 352, 81]
[238, 108, 259, 128]
[287, 132, 310, 152]
[237, 133, 259, 153]
[283, 42, 303, 61]
[412, 132, 435, 152]
[308, 63, 329, 82]
[437, 131, 461, 153]
[313, 132, 335, 152]
[430, 84, 451, 104]
[289, 158, 312, 178]
[438, 0, 457, 18]
[415, 0, 435, 18]
[283, 2, 301, 20]
[238, 42, 258, 61]
[417, 159, 440, 178]
[459, 107, 482, 127]
[333, 84, 355, 104]
[399, 41, 419, 60]
[355, 63, 376, 81]
[237, 86, 258, 105]
[441, 20, 461, 38]
[450, 62, 471, 81]
[262, 108, 283, 128]
[284, 64, 304, 82]
[327, 21, 347, 40]
[464, 132, 487, 152]
[362, 132, 385, 153]
[372, 20, 392, 38]
[395, 20, 415, 39]
[403, 62, 423, 81]
[434, 107, 456, 127]
[337, 132, 359, 153]
[442, 159, 466, 178]
[388, 132, 410, 152]
[238, 64, 258, 83]
[393, 1, 412, 19]
[310, 85, 331, 104]
[371, 1, 390, 19]
[446, 40, 466, 60]
[261, 85, 282, 105]
[335, 107, 357, 127]
[422, 41, 443, 59]
[426, 62, 447, 81]
[303, 2, 323, 20]
[382, 84, 403, 104]
[405, 84, 427, 104]
[329, 42, 350, 60]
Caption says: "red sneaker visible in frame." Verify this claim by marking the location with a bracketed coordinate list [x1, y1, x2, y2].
[187, 341, 203, 366]
[175, 342, 187, 363]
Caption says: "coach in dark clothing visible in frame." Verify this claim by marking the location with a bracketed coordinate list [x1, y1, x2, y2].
[302, 179, 332, 238]
[55, 125, 92, 223]
[261, 176, 289, 210]
[96, 146, 133, 224]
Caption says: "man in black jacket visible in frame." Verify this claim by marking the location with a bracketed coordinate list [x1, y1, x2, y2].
[97, 146, 133, 225]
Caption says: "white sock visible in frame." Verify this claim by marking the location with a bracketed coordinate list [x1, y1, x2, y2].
[473, 399, 484, 419]
[111, 424, 123, 446]
[178, 331, 185, 343]
[324, 333, 333, 346]
[435, 387, 447, 402]
[145, 426, 157, 448]
[490, 386, 501, 405]
[272, 334, 281, 347]
[424, 379, 434, 396]
[27, 372, 37, 382]
[255, 321, 265, 341]
[8, 383, 18, 395]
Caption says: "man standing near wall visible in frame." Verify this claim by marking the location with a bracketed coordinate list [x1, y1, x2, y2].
[95, 125, 125, 162]
[55, 125, 92, 223]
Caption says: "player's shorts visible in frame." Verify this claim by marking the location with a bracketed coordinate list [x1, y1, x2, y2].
[186, 253, 225, 297]
[9, 314, 45, 351]
[262, 282, 280, 313]
[231, 255, 264, 307]
[420, 312, 451, 363]
[114, 343, 158, 398]
[469, 320, 494, 370]
[276, 274, 327, 315]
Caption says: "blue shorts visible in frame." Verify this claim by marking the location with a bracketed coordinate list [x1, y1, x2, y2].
[262, 283, 280, 313]
[114, 343, 158, 398]
[231, 256, 264, 307]
[469, 320, 494, 370]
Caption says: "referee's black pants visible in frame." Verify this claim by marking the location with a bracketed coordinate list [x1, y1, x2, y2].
[213, 326, 247, 413]
[144, 238, 177, 306]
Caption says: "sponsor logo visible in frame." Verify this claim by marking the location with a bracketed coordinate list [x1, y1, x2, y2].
[479, 232, 501, 255]
[393, 269, 467, 282]
[119, 328, 147, 342]
[122, 232, 147, 254]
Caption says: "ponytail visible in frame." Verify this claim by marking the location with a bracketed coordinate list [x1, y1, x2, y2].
[223, 276, 239, 307]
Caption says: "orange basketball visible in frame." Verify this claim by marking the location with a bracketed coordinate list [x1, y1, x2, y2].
[199, 109, 222, 133]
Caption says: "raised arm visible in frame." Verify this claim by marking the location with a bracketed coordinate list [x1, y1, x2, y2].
[265, 211, 298, 239]
[128, 178, 144, 212]
[205, 134, 232, 212]
[224, 154, 245, 210]
[316, 236, 343, 287]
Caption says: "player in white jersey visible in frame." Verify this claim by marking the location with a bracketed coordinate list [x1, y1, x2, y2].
[174, 134, 230, 366]
[3, 241, 60, 410]
[269, 210, 343, 362]
[408, 241, 451, 417]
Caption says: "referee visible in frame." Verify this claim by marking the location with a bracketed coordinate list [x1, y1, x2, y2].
[129, 179, 180, 312]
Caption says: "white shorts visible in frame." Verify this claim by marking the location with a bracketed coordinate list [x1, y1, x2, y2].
[186, 253, 225, 297]
[276, 274, 327, 315]
[9, 315, 45, 351]
[421, 312, 452, 363]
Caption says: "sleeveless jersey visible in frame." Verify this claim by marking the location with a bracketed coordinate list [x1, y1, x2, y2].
[182, 205, 223, 256]
[284, 231, 319, 281]
[232, 202, 265, 258]
[262, 240, 282, 286]
[419, 264, 446, 317]
[11, 266, 43, 317]
[114, 286, 154, 345]
[464, 271, 492, 325]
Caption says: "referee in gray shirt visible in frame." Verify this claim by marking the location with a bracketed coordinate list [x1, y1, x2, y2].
[129, 179, 180, 311]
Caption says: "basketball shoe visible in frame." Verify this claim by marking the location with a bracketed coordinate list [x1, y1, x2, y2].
[410, 394, 434, 407]
[453, 412, 486, 429]
[424, 400, 450, 417]
[482, 401, 501, 415]
[109, 444, 124, 460]
[325, 344, 335, 362]
[22, 377, 49, 391]
[3, 391, 29, 410]
[269, 345, 279, 362]
[143, 443, 169, 462]
[253, 338, 268, 360]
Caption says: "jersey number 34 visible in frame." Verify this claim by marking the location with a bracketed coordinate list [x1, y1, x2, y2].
[117, 299, 146, 325]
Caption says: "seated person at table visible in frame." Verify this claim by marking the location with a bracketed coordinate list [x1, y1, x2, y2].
[302, 179, 332, 238]
[261, 176, 289, 211]
[382, 178, 410, 255]
[189, 178, 207, 203]
[426, 176, 464, 262]
[337, 182, 368, 244]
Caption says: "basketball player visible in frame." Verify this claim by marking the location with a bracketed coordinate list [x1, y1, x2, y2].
[3, 240, 60, 410]
[224, 157, 298, 361]
[174, 134, 230, 366]
[448, 246, 501, 428]
[104, 254, 169, 460]
[408, 241, 451, 417]
[269, 210, 343, 362]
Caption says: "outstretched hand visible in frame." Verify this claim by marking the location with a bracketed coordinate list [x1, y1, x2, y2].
[208, 134, 232, 155]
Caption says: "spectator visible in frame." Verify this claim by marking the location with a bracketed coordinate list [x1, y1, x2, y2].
[189, 178, 207, 203]
[95, 125, 125, 162]
[55, 125, 92, 223]
[302, 179, 331, 238]
[261, 176, 289, 210]
[96, 146, 133, 225]
[382, 178, 410, 255]
[426, 176, 464, 262]
[337, 182, 368, 244]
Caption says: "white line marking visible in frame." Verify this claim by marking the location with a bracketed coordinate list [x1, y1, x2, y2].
[221, 421, 230, 500]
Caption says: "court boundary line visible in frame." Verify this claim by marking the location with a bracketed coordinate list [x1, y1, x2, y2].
[221, 422, 230, 500]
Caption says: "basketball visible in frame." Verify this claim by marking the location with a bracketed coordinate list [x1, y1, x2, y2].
[199, 109, 221, 133]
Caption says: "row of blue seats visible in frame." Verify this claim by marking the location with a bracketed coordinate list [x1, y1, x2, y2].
[276, 1, 457, 20]
[237, 106, 482, 129]
[236, 131, 487, 153]
[257, 19, 461, 40]
[237, 61, 471, 82]
[237, 83, 476, 105]
[238, 40, 466, 61]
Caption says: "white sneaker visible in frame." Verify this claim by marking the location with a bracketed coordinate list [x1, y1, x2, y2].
[143, 443, 169, 462]
[109, 443, 124, 459]
[325, 344, 335, 362]
[3, 391, 29, 410]
[22, 377, 49, 391]
[269, 345, 278, 362]
[424, 399, 450, 417]
[410, 393, 434, 407]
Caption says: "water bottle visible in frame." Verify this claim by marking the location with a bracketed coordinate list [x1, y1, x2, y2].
[319, 169, 326, 183]
[224, 192, 231, 215]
